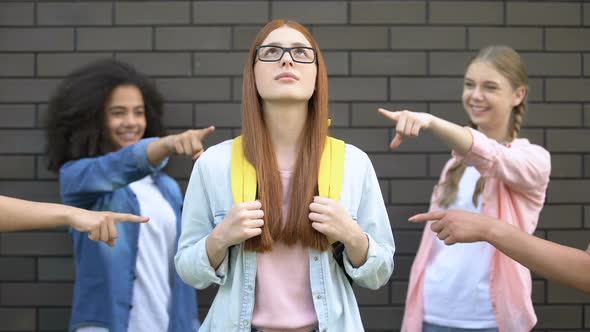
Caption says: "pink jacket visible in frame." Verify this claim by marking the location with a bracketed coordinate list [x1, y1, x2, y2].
[402, 128, 551, 332]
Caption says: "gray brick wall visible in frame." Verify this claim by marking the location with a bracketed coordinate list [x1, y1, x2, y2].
[0, 1, 588, 331]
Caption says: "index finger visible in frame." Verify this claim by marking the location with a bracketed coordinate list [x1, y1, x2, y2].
[378, 108, 399, 122]
[113, 213, 150, 224]
[408, 211, 446, 223]
[195, 126, 215, 139]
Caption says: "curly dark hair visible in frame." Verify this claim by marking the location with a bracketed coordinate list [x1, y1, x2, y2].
[45, 58, 166, 172]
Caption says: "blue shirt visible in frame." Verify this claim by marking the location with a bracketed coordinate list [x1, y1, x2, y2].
[175, 140, 395, 332]
[60, 138, 198, 332]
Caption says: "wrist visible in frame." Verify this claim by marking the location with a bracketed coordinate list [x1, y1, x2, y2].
[208, 227, 229, 252]
[344, 227, 367, 250]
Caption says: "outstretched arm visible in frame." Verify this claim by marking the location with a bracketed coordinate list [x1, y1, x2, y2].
[410, 210, 590, 294]
[0, 195, 148, 246]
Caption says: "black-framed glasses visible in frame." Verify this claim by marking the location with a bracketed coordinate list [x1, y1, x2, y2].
[256, 45, 317, 64]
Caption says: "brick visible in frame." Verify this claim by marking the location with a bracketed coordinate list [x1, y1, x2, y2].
[538, 205, 582, 229]
[165, 156, 194, 180]
[430, 1, 503, 25]
[329, 77, 388, 101]
[526, 103, 582, 127]
[162, 103, 193, 128]
[587, 305, 590, 328]
[532, 280, 546, 304]
[586, 3, 590, 26]
[548, 230, 590, 251]
[156, 78, 230, 102]
[429, 103, 471, 125]
[232, 77, 243, 101]
[468, 27, 543, 51]
[547, 180, 590, 203]
[508, 2, 580, 26]
[586, 54, 590, 76]
[0, 28, 74, 51]
[195, 103, 241, 127]
[546, 28, 590, 51]
[0, 257, 34, 281]
[0, 308, 35, 331]
[586, 154, 590, 177]
[0, 79, 60, 103]
[520, 128, 544, 146]
[429, 51, 475, 75]
[0, 129, 46, 153]
[527, 78, 544, 103]
[330, 128, 389, 152]
[388, 131, 449, 153]
[38, 257, 75, 281]
[1, 283, 73, 306]
[390, 77, 462, 101]
[328, 103, 350, 127]
[522, 53, 582, 77]
[194, 1, 268, 24]
[39, 308, 70, 331]
[390, 27, 465, 50]
[354, 283, 389, 305]
[38, 2, 112, 26]
[547, 79, 590, 102]
[0, 53, 33, 77]
[115, 1, 189, 25]
[369, 154, 427, 178]
[550, 154, 582, 178]
[0, 181, 60, 203]
[534, 305, 582, 328]
[429, 153, 452, 177]
[37, 53, 112, 77]
[156, 27, 231, 50]
[1, 231, 71, 256]
[193, 52, 247, 76]
[78, 28, 151, 51]
[547, 129, 590, 152]
[379, 180, 389, 203]
[116, 53, 192, 76]
[360, 306, 402, 330]
[313, 27, 389, 50]
[586, 105, 590, 127]
[322, 51, 349, 76]
[392, 255, 414, 280]
[232, 26, 263, 50]
[0, 104, 36, 127]
[36, 155, 58, 180]
[351, 102, 427, 127]
[391, 280, 408, 304]
[350, 1, 425, 24]
[0, 156, 35, 179]
[387, 204, 429, 230]
[0, 3, 34, 26]
[351, 52, 426, 75]
[272, 1, 346, 24]
[548, 280, 590, 304]
[390, 179, 437, 204]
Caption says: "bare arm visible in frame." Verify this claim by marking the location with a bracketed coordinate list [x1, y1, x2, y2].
[378, 108, 472, 155]
[0, 195, 148, 246]
[411, 210, 590, 294]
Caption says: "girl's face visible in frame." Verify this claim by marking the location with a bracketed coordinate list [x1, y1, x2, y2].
[104, 84, 146, 151]
[462, 61, 525, 136]
[254, 26, 317, 103]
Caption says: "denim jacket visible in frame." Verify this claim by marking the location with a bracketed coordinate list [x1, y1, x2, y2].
[60, 138, 198, 332]
[175, 140, 395, 332]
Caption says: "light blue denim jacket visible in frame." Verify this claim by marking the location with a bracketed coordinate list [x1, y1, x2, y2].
[175, 139, 395, 332]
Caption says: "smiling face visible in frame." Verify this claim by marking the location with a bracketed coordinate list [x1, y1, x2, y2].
[103, 84, 146, 151]
[462, 60, 525, 137]
[253, 26, 318, 103]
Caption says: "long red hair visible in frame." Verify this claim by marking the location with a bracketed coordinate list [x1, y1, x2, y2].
[241, 20, 329, 252]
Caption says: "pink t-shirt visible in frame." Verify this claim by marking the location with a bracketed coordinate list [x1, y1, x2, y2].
[251, 169, 318, 332]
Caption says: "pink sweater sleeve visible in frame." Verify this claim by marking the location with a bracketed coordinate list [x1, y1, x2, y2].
[452, 127, 551, 194]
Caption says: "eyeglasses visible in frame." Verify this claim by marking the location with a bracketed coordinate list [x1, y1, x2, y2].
[256, 45, 317, 64]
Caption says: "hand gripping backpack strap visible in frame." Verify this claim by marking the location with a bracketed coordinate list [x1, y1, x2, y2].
[231, 136, 352, 283]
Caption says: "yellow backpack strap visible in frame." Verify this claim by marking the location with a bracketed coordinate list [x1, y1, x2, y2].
[318, 137, 345, 201]
[231, 136, 257, 204]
